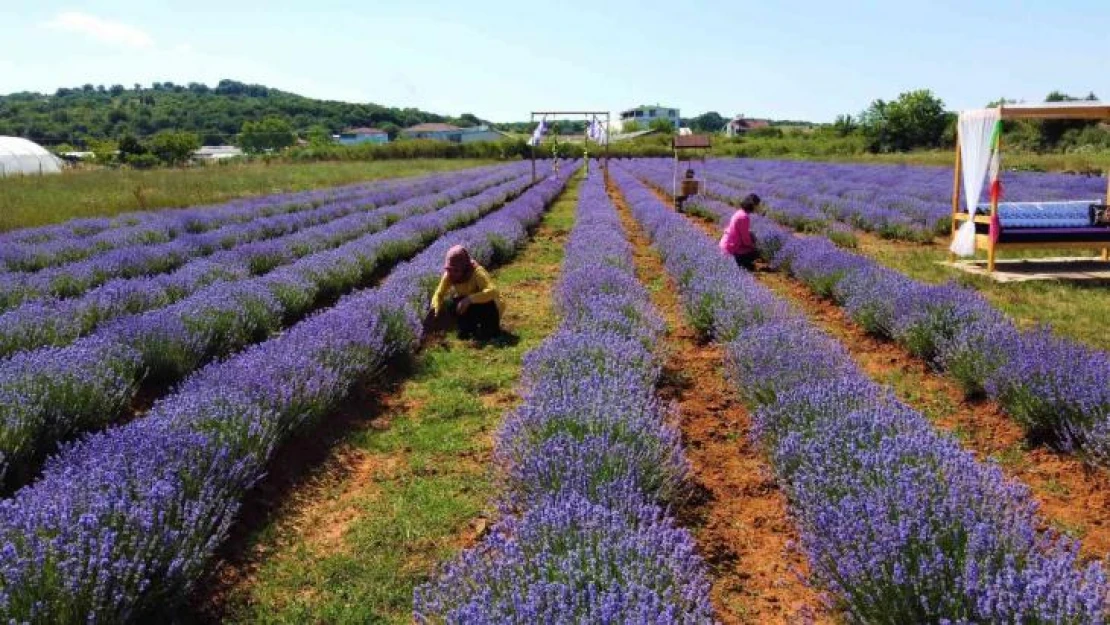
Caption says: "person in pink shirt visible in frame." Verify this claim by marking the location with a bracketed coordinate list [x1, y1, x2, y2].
[719, 193, 761, 271]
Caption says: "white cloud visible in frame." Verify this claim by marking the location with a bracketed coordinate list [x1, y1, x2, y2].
[173, 43, 193, 54]
[44, 11, 154, 49]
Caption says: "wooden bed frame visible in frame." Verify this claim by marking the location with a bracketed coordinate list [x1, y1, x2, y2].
[949, 102, 1110, 272]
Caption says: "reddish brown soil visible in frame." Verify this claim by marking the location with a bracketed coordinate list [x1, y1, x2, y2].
[754, 269, 1110, 562]
[608, 179, 830, 624]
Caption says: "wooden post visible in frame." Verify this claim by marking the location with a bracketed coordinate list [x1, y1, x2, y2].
[672, 148, 679, 209]
[949, 137, 962, 262]
[987, 132, 1002, 272]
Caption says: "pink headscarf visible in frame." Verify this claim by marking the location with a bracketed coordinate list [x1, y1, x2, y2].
[444, 245, 476, 280]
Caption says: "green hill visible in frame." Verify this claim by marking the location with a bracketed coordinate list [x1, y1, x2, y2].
[0, 79, 485, 148]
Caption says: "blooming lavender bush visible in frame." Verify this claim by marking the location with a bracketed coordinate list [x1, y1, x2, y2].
[413, 494, 714, 624]
[0, 169, 545, 494]
[611, 162, 1109, 624]
[620, 157, 1110, 464]
[417, 172, 712, 621]
[0, 163, 517, 274]
[0, 167, 526, 356]
[0, 165, 577, 623]
[986, 328, 1110, 448]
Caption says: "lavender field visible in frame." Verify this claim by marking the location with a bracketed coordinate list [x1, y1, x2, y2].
[1, 158, 1108, 623]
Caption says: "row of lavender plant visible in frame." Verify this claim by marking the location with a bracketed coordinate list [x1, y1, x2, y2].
[0, 168, 549, 493]
[415, 172, 713, 623]
[0, 166, 525, 358]
[626, 158, 1110, 465]
[705, 159, 1106, 242]
[624, 159, 861, 248]
[0, 164, 578, 624]
[694, 182, 1110, 468]
[0, 165, 506, 269]
[610, 164, 1108, 623]
[0, 165, 527, 310]
[761, 216, 1110, 466]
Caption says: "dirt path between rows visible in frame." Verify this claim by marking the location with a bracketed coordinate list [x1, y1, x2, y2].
[607, 177, 830, 624]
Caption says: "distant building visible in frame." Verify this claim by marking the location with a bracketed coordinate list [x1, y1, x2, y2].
[402, 122, 463, 141]
[337, 127, 389, 145]
[401, 123, 509, 144]
[620, 105, 680, 129]
[458, 125, 510, 144]
[192, 145, 244, 162]
[724, 115, 771, 137]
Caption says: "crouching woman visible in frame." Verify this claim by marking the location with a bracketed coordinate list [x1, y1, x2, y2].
[432, 245, 504, 340]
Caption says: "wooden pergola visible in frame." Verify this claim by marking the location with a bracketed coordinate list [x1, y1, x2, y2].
[527, 110, 610, 182]
[950, 101, 1110, 271]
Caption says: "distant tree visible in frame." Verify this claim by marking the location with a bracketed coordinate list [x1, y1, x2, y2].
[305, 124, 333, 146]
[1040, 90, 1097, 148]
[239, 116, 295, 152]
[832, 114, 858, 137]
[860, 89, 947, 152]
[622, 120, 644, 133]
[149, 130, 201, 165]
[378, 122, 401, 141]
[648, 118, 675, 133]
[87, 138, 119, 164]
[457, 113, 482, 127]
[109, 84, 125, 97]
[117, 134, 147, 161]
[690, 111, 726, 133]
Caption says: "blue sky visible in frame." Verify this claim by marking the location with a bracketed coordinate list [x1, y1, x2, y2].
[1, 0, 1107, 122]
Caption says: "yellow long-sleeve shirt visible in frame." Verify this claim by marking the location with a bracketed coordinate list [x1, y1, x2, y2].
[432, 264, 504, 316]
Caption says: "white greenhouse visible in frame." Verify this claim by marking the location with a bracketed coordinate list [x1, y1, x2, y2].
[0, 136, 63, 177]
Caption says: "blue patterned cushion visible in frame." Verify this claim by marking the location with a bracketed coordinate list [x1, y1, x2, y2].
[977, 201, 1098, 229]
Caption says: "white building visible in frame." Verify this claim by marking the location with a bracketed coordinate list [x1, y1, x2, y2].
[619, 105, 680, 129]
[192, 145, 244, 162]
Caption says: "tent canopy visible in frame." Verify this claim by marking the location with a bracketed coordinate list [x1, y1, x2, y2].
[0, 137, 63, 177]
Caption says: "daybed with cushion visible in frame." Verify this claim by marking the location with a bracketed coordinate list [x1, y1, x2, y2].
[949, 102, 1110, 272]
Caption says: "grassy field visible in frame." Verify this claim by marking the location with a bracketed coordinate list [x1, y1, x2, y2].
[214, 176, 577, 624]
[0, 159, 496, 233]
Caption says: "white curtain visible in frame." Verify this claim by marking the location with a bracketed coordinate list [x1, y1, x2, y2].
[950, 108, 1001, 256]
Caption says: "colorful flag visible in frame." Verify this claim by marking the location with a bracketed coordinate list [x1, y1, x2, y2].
[987, 120, 1003, 205]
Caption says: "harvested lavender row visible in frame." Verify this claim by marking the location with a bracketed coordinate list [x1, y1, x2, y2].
[0, 164, 578, 624]
[0, 164, 507, 268]
[627, 158, 1110, 465]
[610, 165, 1108, 624]
[0, 167, 549, 493]
[0, 164, 528, 310]
[415, 173, 713, 623]
[0, 166, 526, 358]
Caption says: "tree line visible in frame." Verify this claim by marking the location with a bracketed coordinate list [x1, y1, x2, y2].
[2, 79, 1105, 168]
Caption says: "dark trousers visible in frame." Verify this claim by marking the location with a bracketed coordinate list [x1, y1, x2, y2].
[449, 298, 501, 339]
[734, 251, 758, 272]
